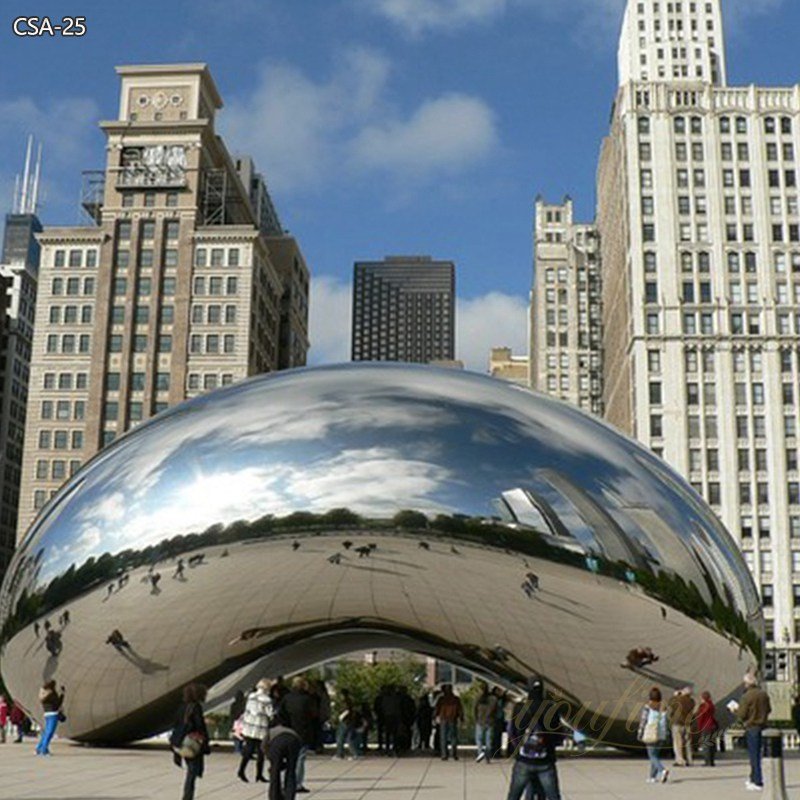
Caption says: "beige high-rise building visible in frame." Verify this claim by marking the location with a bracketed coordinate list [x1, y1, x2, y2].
[17, 64, 310, 536]
[488, 346, 528, 386]
[599, 0, 800, 687]
[530, 197, 603, 415]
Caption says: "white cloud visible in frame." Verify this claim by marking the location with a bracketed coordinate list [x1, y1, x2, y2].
[222, 49, 499, 193]
[364, 0, 507, 35]
[457, 292, 528, 372]
[308, 274, 352, 364]
[351, 94, 498, 175]
[365, 0, 783, 40]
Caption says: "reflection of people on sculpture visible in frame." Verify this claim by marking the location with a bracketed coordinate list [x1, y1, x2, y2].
[328, 553, 342, 565]
[621, 647, 660, 670]
[106, 629, 131, 651]
[355, 546, 371, 559]
[35, 680, 65, 756]
[173, 559, 185, 580]
[44, 629, 62, 657]
[33, 621, 40, 638]
[150, 573, 162, 594]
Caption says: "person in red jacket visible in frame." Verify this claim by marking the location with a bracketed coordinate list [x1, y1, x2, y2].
[694, 691, 718, 767]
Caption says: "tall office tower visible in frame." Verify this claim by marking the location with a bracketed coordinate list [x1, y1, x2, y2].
[351, 256, 455, 363]
[617, 0, 726, 87]
[17, 64, 310, 537]
[598, 0, 800, 686]
[530, 198, 603, 415]
[0, 139, 42, 574]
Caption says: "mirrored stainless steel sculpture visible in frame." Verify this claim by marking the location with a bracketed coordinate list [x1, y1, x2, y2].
[0, 365, 762, 745]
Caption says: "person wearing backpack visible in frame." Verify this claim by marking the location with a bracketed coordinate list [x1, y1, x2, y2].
[170, 684, 211, 800]
[505, 676, 564, 800]
[638, 687, 669, 784]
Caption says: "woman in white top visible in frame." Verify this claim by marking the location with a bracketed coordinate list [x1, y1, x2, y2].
[237, 679, 274, 783]
[637, 686, 669, 784]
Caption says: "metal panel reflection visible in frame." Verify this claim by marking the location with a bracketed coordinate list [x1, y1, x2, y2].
[0, 365, 761, 744]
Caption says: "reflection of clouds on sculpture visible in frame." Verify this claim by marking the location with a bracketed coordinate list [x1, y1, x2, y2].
[45, 447, 455, 573]
[22, 365, 752, 604]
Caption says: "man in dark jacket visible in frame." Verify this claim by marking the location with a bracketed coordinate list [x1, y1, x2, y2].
[278, 677, 318, 794]
[736, 674, 772, 791]
[264, 723, 303, 800]
[505, 677, 564, 800]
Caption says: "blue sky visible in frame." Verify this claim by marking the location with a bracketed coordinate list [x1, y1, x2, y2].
[1, 0, 798, 369]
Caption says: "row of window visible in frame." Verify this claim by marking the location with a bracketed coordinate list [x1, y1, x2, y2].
[191, 304, 238, 325]
[106, 372, 170, 392]
[113, 276, 176, 296]
[108, 334, 172, 353]
[41, 400, 85, 421]
[186, 373, 236, 392]
[45, 334, 91, 354]
[119, 191, 179, 209]
[51, 277, 94, 296]
[195, 247, 241, 268]
[115, 247, 178, 270]
[111, 304, 174, 325]
[192, 276, 238, 296]
[52, 249, 98, 269]
[35, 459, 81, 481]
[49, 305, 93, 325]
[38, 429, 83, 450]
[638, 115, 794, 137]
[42, 372, 88, 390]
[188, 334, 236, 355]
[117, 219, 180, 243]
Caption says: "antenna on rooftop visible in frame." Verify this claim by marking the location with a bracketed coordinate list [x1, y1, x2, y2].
[13, 134, 44, 214]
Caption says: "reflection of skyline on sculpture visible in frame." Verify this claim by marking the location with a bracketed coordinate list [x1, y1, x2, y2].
[0, 365, 761, 744]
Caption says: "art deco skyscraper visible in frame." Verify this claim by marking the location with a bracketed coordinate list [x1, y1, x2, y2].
[599, 0, 800, 682]
[530, 198, 603, 415]
[351, 256, 455, 363]
[17, 64, 310, 537]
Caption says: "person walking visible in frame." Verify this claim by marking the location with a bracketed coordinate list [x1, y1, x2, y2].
[667, 687, 694, 766]
[474, 682, 498, 763]
[35, 681, 65, 756]
[505, 677, 565, 800]
[492, 688, 507, 758]
[735, 673, 771, 791]
[637, 687, 669, 784]
[416, 694, 433, 750]
[170, 684, 210, 800]
[238, 679, 273, 783]
[264, 722, 303, 800]
[278, 677, 318, 794]
[333, 689, 359, 760]
[695, 691, 718, 767]
[0, 695, 8, 744]
[434, 684, 463, 761]
[10, 701, 26, 743]
[792, 694, 800, 738]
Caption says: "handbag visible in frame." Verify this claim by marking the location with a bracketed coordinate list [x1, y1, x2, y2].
[57, 711, 67, 723]
[174, 732, 204, 759]
[641, 708, 662, 744]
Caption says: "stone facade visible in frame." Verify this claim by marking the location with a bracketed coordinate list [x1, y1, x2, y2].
[17, 64, 310, 537]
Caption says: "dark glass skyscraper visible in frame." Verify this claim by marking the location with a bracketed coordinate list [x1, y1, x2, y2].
[351, 256, 455, 363]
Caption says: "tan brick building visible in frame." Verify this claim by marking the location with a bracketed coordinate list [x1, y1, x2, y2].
[17, 64, 309, 536]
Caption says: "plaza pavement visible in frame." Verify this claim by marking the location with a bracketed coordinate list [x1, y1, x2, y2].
[2, 742, 800, 800]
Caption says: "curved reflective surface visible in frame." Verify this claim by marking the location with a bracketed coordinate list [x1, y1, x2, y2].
[0, 364, 761, 745]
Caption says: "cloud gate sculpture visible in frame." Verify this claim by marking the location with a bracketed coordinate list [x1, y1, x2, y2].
[0, 364, 761, 745]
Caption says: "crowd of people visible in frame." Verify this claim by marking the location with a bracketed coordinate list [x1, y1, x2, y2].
[635, 673, 772, 792]
[4, 669, 783, 799]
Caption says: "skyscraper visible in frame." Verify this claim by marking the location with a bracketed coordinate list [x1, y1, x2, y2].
[17, 64, 310, 537]
[599, 0, 800, 684]
[530, 198, 603, 415]
[351, 256, 455, 363]
[0, 138, 42, 574]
